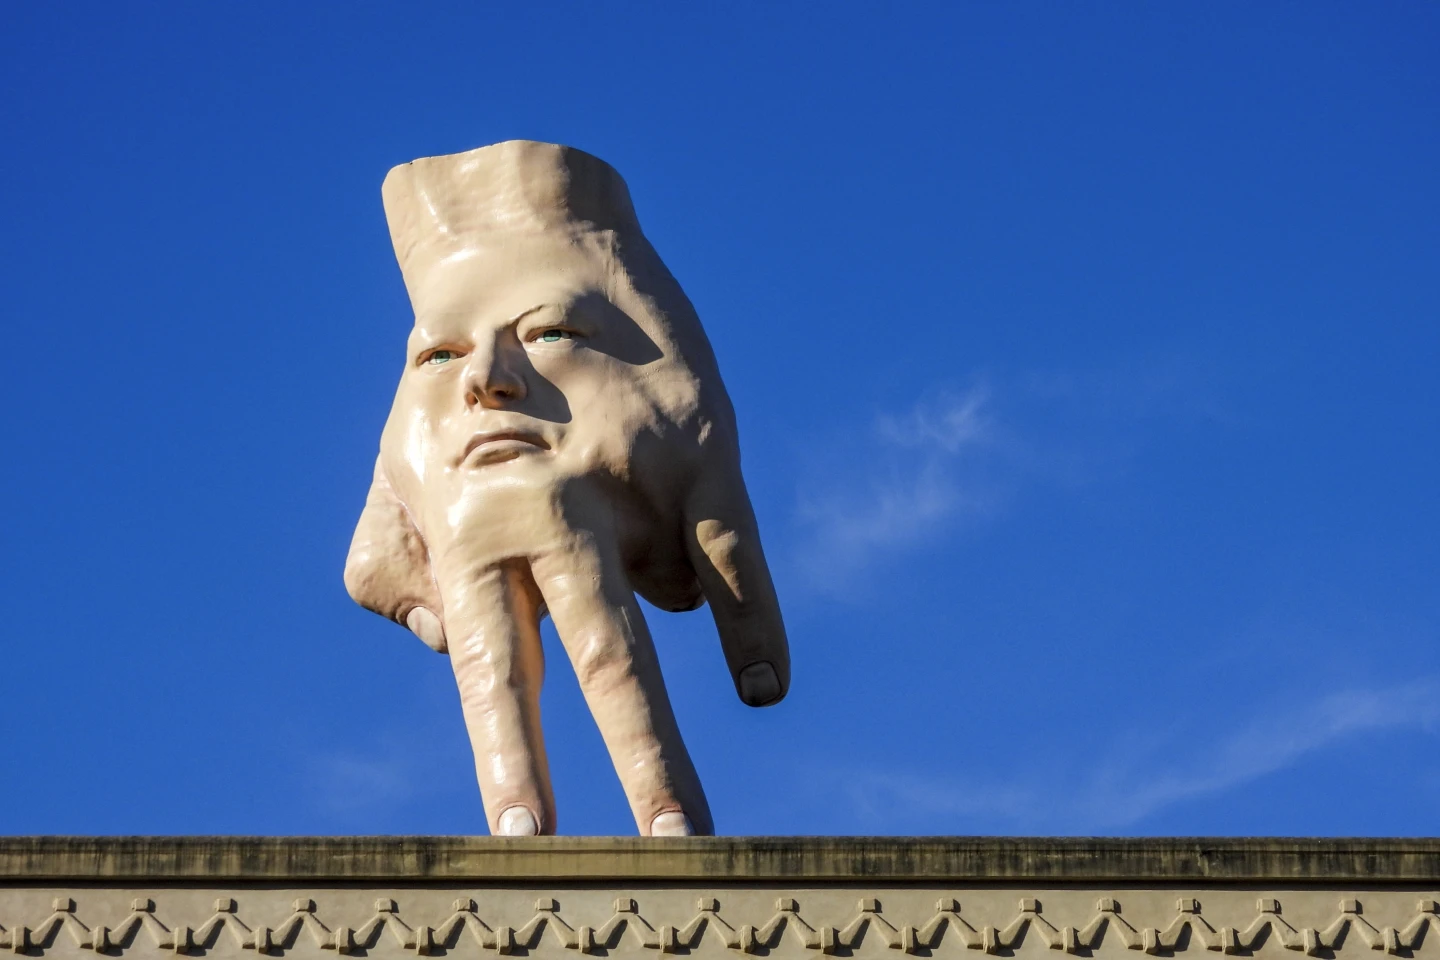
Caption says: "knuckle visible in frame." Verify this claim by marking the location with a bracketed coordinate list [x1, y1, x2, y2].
[569, 633, 631, 691]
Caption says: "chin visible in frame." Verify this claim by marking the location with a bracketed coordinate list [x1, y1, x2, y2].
[453, 455, 559, 485]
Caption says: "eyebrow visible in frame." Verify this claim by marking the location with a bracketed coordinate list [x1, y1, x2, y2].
[506, 304, 551, 325]
[414, 302, 554, 334]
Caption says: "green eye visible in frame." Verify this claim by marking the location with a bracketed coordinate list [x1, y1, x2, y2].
[425, 350, 459, 364]
[538, 329, 573, 343]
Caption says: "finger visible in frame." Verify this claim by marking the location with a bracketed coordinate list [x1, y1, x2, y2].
[531, 534, 714, 836]
[684, 471, 791, 706]
[433, 559, 555, 835]
[344, 457, 447, 653]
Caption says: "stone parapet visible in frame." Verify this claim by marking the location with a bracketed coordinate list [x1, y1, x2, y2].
[2, 838, 1437, 958]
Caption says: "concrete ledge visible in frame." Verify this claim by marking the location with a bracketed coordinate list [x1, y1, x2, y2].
[3, 837, 1438, 882]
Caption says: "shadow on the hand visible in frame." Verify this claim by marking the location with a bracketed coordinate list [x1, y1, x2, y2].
[515, 363, 573, 424]
[572, 291, 664, 366]
[509, 292, 664, 425]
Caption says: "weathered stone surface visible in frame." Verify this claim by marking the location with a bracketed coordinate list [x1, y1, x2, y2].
[4, 837, 1438, 881]
[2, 838, 1437, 959]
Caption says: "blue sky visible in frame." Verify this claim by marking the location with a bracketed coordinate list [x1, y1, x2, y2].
[2, 2, 1437, 837]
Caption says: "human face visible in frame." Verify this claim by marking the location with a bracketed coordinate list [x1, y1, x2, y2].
[379, 234, 676, 524]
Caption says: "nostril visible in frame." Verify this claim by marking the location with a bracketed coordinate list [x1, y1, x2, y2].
[488, 381, 523, 402]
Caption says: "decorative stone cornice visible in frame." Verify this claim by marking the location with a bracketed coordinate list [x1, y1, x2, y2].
[2, 892, 1439, 956]
[3, 839, 1438, 958]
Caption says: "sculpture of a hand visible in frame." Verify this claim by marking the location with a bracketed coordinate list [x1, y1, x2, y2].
[343, 141, 790, 837]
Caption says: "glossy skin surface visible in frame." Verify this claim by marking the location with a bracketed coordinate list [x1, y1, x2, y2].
[344, 141, 790, 837]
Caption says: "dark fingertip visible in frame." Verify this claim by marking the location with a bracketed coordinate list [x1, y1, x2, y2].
[737, 661, 784, 706]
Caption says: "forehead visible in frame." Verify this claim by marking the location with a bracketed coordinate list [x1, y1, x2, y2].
[407, 235, 605, 330]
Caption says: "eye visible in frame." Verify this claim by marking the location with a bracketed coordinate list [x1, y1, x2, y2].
[537, 329, 574, 343]
[424, 349, 462, 365]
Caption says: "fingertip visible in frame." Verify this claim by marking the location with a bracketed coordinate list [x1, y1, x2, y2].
[650, 811, 695, 836]
[405, 606, 447, 653]
[737, 661, 784, 707]
[497, 805, 539, 836]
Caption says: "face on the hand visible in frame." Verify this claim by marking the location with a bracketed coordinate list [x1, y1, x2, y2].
[379, 233, 692, 538]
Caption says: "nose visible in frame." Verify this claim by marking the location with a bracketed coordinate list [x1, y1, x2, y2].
[463, 333, 528, 409]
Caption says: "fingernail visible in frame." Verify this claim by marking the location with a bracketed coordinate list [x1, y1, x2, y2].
[650, 811, 695, 836]
[497, 806, 539, 836]
[738, 661, 782, 706]
[405, 607, 447, 653]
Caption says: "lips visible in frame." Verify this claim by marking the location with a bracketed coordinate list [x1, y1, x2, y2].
[459, 429, 551, 466]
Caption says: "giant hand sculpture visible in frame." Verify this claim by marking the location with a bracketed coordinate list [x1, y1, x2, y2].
[344, 141, 790, 837]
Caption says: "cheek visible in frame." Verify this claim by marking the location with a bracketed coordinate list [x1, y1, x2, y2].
[579, 384, 662, 452]
[404, 374, 467, 423]
[386, 380, 459, 481]
[540, 353, 642, 407]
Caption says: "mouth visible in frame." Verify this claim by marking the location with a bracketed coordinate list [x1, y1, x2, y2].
[459, 430, 551, 467]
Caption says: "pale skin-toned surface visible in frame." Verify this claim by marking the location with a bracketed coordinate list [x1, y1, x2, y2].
[344, 141, 790, 838]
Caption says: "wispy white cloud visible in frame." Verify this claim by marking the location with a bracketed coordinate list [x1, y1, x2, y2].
[790, 384, 998, 589]
[1095, 678, 1440, 824]
[874, 386, 991, 452]
[841, 675, 1440, 832]
[785, 354, 1229, 591]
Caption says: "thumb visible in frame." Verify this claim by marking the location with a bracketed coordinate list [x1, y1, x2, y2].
[345, 457, 448, 653]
